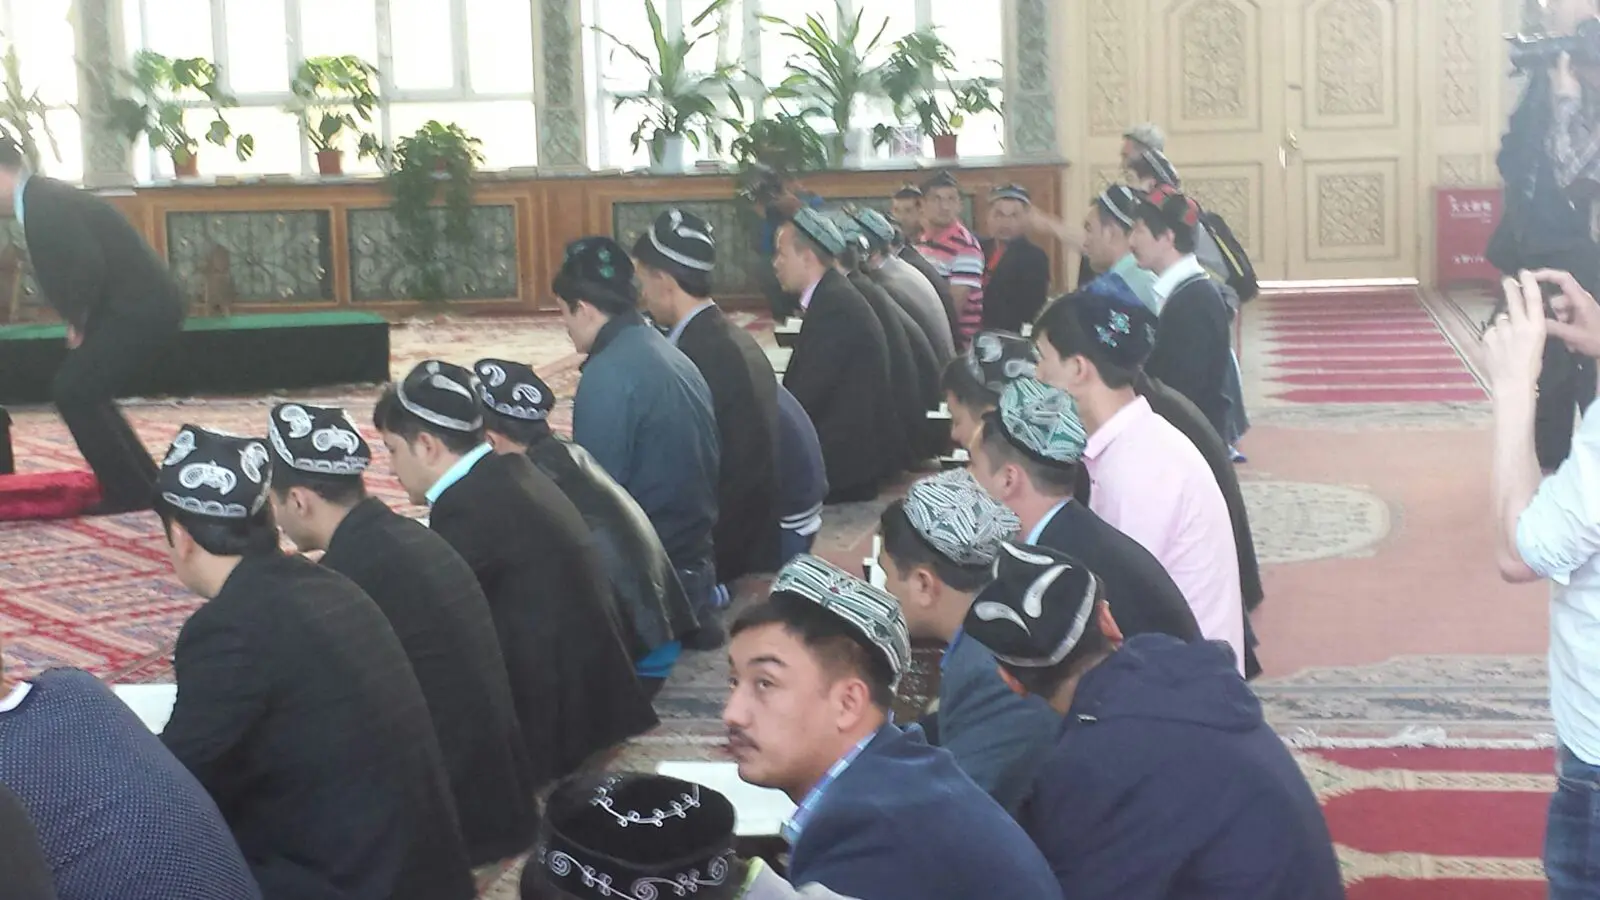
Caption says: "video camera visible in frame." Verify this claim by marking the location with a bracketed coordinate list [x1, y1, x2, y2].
[1508, 18, 1600, 74]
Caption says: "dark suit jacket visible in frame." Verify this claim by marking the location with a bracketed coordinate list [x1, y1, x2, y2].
[21, 176, 184, 333]
[784, 269, 895, 499]
[850, 270, 942, 462]
[1146, 274, 1232, 440]
[980, 236, 1051, 334]
[526, 434, 698, 653]
[899, 244, 962, 341]
[1037, 500, 1201, 642]
[0, 783, 56, 900]
[429, 451, 658, 785]
[162, 553, 474, 900]
[676, 305, 780, 581]
[319, 498, 536, 866]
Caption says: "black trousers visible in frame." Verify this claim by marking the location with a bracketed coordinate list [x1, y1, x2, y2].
[52, 309, 181, 510]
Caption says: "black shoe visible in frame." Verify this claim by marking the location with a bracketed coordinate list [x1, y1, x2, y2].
[680, 617, 727, 652]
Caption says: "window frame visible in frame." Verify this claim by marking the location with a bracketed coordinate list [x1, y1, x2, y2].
[128, 0, 540, 179]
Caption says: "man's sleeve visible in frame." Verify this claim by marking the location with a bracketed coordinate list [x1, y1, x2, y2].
[571, 368, 635, 487]
[1516, 415, 1600, 584]
[939, 667, 1057, 805]
[160, 610, 269, 788]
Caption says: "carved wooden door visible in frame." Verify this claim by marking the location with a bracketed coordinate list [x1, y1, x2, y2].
[1281, 0, 1419, 280]
[1142, 0, 1292, 280]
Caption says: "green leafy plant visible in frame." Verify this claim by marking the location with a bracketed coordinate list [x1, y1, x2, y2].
[0, 45, 59, 171]
[730, 109, 829, 173]
[287, 55, 382, 159]
[874, 30, 1001, 148]
[763, 10, 893, 166]
[593, 0, 744, 166]
[104, 49, 254, 168]
[385, 120, 484, 302]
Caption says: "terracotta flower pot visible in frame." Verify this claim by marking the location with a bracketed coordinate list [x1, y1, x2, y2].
[315, 149, 344, 176]
[172, 151, 199, 178]
[932, 133, 959, 160]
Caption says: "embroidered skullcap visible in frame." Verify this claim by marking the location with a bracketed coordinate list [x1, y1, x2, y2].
[556, 236, 637, 304]
[1073, 278, 1159, 371]
[534, 771, 736, 900]
[893, 182, 924, 200]
[1138, 147, 1182, 189]
[1093, 184, 1142, 230]
[830, 208, 865, 243]
[396, 360, 484, 433]
[474, 359, 554, 422]
[1123, 122, 1166, 152]
[995, 377, 1087, 467]
[989, 183, 1031, 205]
[771, 553, 913, 688]
[1138, 185, 1201, 234]
[965, 543, 1103, 668]
[966, 329, 1040, 395]
[849, 205, 898, 248]
[157, 425, 273, 521]
[902, 469, 1021, 567]
[641, 208, 716, 273]
[922, 169, 960, 192]
[788, 206, 847, 257]
[267, 403, 369, 477]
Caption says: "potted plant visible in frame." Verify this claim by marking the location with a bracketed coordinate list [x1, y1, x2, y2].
[385, 120, 483, 302]
[594, 0, 743, 172]
[0, 47, 59, 172]
[104, 50, 253, 177]
[730, 108, 829, 174]
[875, 30, 1000, 160]
[287, 55, 382, 176]
[763, 10, 893, 167]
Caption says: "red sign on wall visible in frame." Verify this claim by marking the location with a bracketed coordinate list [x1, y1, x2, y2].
[1435, 187, 1503, 286]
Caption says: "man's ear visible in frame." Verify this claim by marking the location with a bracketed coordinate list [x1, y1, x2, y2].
[413, 430, 445, 467]
[168, 517, 195, 558]
[910, 567, 941, 608]
[996, 665, 1028, 698]
[1096, 600, 1124, 644]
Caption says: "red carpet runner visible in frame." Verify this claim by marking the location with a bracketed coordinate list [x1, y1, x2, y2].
[1260, 290, 1486, 404]
[1305, 747, 1550, 897]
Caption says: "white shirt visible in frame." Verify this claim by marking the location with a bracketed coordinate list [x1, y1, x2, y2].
[1151, 254, 1208, 311]
[1517, 397, 1600, 764]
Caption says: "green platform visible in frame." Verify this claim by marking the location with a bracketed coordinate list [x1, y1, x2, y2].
[0, 311, 391, 405]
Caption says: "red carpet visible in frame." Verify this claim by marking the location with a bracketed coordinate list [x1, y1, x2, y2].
[1260, 290, 1487, 404]
[1303, 747, 1551, 896]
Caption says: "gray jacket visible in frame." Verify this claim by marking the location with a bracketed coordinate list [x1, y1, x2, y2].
[871, 255, 957, 365]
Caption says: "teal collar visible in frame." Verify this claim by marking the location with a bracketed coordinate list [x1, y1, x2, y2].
[425, 443, 492, 506]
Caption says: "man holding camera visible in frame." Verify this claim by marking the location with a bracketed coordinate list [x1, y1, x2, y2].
[1488, 266, 1600, 899]
[1490, 0, 1600, 470]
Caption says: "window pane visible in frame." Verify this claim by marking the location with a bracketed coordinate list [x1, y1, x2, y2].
[931, 0, 1001, 80]
[465, 0, 534, 93]
[300, 0, 379, 61]
[142, 0, 214, 59]
[863, 1, 917, 55]
[170, 107, 304, 177]
[592, 0, 655, 92]
[758, 0, 835, 88]
[599, 97, 650, 171]
[36, 109, 82, 182]
[390, 0, 455, 90]
[224, 0, 290, 93]
[389, 101, 537, 169]
[932, 87, 1004, 158]
[684, 0, 742, 76]
[11, 0, 77, 105]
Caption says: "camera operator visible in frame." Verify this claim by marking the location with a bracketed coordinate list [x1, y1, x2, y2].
[1485, 267, 1600, 900]
[1489, 0, 1600, 470]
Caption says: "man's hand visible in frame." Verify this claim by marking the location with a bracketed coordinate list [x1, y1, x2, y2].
[1482, 271, 1550, 394]
[1536, 268, 1600, 358]
[65, 325, 82, 350]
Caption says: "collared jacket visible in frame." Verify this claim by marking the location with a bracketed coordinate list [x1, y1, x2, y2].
[979, 235, 1051, 333]
[573, 312, 720, 569]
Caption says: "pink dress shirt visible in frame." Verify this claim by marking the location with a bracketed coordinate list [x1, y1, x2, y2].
[799, 277, 821, 312]
[1082, 396, 1245, 672]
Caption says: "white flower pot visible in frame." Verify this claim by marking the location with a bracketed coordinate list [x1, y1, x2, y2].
[654, 135, 690, 173]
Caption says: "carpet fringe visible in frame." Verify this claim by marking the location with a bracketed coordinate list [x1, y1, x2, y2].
[1280, 725, 1558, 750]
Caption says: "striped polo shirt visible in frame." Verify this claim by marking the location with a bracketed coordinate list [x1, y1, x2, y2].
[917, 220, 986, 347]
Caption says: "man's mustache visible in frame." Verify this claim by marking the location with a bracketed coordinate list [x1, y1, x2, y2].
[727, 728, 758, 751]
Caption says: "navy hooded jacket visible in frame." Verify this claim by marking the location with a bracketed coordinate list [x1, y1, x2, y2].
[1017, 635, 1344, 900]
[789, 724, 1062, 900]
